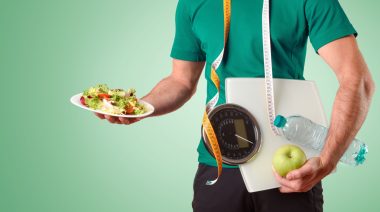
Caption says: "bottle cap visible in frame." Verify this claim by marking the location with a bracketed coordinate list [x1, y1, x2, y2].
[274, 115, 287, 128]
[354, 143, 368, 165]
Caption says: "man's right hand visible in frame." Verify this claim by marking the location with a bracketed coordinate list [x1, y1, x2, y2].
[93, 59, 205, 125]
[94, 112, 143, 125]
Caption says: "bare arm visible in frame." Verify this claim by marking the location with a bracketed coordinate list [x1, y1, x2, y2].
[274, 35, 376, 193]
[318, 35, 375, 168]
[96, 59, 205, 124]
[141, 59, 205, 117]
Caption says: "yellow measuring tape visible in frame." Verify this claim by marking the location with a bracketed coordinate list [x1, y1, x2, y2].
[202, 0, 231, 186]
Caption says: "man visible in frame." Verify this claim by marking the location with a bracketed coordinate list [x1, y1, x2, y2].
[95, 0, 375, 211]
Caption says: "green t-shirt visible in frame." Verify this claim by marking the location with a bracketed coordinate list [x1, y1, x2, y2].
[170, 0, 357, 168]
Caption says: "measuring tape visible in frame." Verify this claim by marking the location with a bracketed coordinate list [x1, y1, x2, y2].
[262, 0, 281, 136]
[202, 0, 279, 185]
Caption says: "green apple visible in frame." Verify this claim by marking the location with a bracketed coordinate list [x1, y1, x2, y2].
[272, 144, 307, 177]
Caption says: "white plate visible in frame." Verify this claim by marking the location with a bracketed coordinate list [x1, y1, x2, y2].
[70, 93, 155, 118]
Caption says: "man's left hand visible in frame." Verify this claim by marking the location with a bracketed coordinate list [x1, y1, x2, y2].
[273, 157, 335, 193]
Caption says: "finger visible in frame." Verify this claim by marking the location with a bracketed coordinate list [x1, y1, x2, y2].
[279, 185, 296, 193]
[273, 167, 311, 192]
[300, 183, 314, 192]
[272, 167, 294, 188]
[286, 163, 314, 180]
[105, 115, 117, 123]
[119, 117, 130, 125]
[279, 179, 309, 193]
[119, 117, 142, 125]
[280, 185, 313, 193]
[94, 113, 105, 119]
[292, 180, 315, 193]
[129, 118, 142, 124]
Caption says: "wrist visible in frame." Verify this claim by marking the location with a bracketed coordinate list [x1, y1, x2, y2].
[320, 155, 337, 174]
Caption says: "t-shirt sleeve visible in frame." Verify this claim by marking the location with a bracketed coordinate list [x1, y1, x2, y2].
[305, 0, 358, 53]
[170, 0, 206, 61]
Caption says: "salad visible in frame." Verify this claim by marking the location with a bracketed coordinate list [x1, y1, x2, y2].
[80, 84, 146, 115]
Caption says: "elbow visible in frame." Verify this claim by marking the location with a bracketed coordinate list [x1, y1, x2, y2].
[190, 86, 197, 97]
[357, 70, 376, 101]
[182, 81, 197, 99]
[341, 69, 375, 100]
[364, 73, 375, 100]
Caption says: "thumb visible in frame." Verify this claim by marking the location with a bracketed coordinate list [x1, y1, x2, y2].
[286, 162, 313, 180]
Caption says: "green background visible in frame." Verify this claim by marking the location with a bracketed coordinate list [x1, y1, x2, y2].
[0, 0, 378, 211]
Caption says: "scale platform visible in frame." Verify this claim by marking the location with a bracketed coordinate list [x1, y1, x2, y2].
[225, 78, 328, 192]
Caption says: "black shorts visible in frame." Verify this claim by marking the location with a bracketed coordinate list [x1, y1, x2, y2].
[192, 163, 323, 212]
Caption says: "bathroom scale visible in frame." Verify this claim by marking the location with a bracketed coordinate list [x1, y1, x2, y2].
[225, 77, 328, 192]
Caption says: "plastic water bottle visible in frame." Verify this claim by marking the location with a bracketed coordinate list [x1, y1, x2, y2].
[274, 115, 368, 166]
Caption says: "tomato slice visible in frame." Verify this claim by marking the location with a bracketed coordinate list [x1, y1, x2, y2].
[125, 105, 134, 114]
[98, 93, 110, 100]
[80, 96, 87, 106]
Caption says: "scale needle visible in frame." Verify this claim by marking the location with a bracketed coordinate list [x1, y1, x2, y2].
[235, 134, 254, 144]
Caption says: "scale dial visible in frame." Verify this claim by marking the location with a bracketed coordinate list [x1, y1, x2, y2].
[202, 104, 261, 165]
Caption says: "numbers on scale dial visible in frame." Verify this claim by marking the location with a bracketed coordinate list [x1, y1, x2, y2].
[212, 108, 257, 160]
